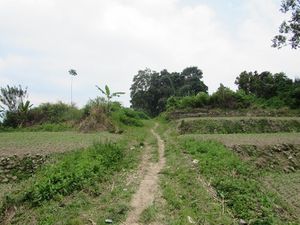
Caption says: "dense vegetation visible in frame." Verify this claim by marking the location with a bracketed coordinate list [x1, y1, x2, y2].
[130, 67, 207, 116]
[166, 70, 300, 112]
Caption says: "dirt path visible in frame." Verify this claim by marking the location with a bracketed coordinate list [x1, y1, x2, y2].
[123, 124, 165, 225]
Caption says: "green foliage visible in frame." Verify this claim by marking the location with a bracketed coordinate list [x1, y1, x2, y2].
[166, 72, 300, 112]
[25, 123, 73, 132]
[273, 0, 300, 49]
[166, 92, 210, 109]
[166, 86, 250, 111]
[96, 85, 125, 113]
[28, 102, 82, 125]
[12, 142, 124, 206]
[235, 71, 299, 109]
[130, 67, 208, 116]
[182, 140, 286, 223]
[112, 108, 149, 127]
[210, 84, 250, 109]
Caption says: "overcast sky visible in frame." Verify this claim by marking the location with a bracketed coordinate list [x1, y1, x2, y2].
[1, 0, 299, 107]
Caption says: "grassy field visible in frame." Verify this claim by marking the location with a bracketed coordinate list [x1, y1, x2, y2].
[0, 121, 156, 225]
[1, 115, 300, 224]
[173, 116, 300, 224]
[0, 131, 119, 156]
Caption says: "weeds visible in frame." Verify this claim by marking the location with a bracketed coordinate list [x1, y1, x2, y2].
[0, 142, 124, 217]
[182, 139, 295, 224]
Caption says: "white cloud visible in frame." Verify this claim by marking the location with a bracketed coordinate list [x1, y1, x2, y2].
[0, 0, 299, 106]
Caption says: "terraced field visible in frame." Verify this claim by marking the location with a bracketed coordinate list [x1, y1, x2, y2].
[176, 116, 300, 224]
[1, 116, 300, 224]
[0, 131, 119, 156]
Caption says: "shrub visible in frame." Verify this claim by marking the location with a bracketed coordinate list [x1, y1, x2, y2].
[166, 92, 210, 110]
[27, 102, 82, 125]
[112, 108, 148, 127]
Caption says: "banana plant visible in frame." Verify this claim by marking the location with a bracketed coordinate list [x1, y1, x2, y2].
[96, 85, 125, 113]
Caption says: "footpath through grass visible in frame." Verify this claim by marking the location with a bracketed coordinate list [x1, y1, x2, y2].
[150, 121, 236, 225]
[155, 118, 300, 224]
[0, 121, 154, 225]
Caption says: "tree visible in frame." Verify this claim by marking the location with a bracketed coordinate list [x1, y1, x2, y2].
[130, 69, 157, 115]
[0, 85, 28, 112]
[96, 85, 125, 113]
[273, 0, 300, 49]
[130, 67, 208, 116]
[179, 67, 208, 96]
[235, 71, 253, 94]
[0, 85, 32, 127]
[68, 69, 78, 105]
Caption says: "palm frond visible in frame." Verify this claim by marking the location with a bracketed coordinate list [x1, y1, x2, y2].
[96, 85, 106, 95]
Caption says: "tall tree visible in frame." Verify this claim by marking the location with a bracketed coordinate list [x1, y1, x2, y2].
[273, 0, 300, 49]
[179, 67, 208, 96]
[130, 67, 208, 116]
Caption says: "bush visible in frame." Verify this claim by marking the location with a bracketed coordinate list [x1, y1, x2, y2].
[112, 108, 148, 127]
[25, 123, 73, 132]
[27, 102, 82, 125]
[166, 92, 210, 110]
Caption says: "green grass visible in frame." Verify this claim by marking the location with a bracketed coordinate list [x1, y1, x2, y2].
[0, 120, 156, 225]
[1, 143, 125, 211]
[0, 131, 119, 156]
[140, 205, 158, 224]
[152, 122, 235, 225]
[179, 118, 300, 134]
[181, 139, 297, 224]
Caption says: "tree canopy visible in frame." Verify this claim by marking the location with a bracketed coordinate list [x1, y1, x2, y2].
[273, 0, 300, 49]
[235, 71, 299, 108]
[130, 67, 208, 116]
